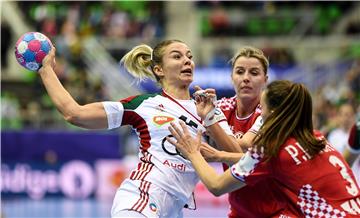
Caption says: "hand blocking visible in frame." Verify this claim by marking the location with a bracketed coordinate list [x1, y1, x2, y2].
[193, 90, 227, 127]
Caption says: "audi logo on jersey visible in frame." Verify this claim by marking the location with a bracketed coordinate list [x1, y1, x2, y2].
[162, 135, 186, 159]
[161, 115, 199, 159]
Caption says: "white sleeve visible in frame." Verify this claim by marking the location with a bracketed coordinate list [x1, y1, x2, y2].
[218, 120, 235, 137]
[102, 101, 124, 129]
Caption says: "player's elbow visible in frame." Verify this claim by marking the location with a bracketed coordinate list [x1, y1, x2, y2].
[64, 114, 80, 126]
[207, 182, 226, 197]
[63, 109, 84, 127]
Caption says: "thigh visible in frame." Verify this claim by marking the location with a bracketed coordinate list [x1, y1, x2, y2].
[111, 179, 184, 218]
[112, 209, 146, 218]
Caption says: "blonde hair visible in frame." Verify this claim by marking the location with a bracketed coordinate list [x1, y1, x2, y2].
[121, 39, 184, 85]
[230, 46, 269, 75]
[121, 44, 155, 82]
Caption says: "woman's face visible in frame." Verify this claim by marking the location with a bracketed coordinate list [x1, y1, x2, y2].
[231, 57, 268, 102]
[155, 42, 195, 88]
[260, 91, 271, 121]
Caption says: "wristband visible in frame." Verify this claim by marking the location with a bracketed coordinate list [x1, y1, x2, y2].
[203, 107, 226, 127]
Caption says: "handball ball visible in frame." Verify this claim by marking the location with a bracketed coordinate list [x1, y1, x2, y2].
[15, 32, 52, 72]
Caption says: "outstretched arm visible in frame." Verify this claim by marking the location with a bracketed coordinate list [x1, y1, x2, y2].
[38, 46, 109, 129]
[200, 142, 244, 165]
[167, 121, 245, 196]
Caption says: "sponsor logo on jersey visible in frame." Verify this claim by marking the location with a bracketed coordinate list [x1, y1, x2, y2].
[163, 160, 186, 171]
[153, 115, 174, 127]
[156, 104, 165, 112]
[149, 202, 158, 213]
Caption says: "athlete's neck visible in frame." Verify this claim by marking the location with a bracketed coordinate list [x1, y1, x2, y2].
[163, 87, 190, 100]
[236, 97, 259, 118]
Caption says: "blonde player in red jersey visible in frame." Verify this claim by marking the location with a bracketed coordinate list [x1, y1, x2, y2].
[169, 80, 360, 217]
[197, 47, 287, 217]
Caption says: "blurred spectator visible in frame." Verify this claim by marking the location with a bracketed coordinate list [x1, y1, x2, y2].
[210, 40, 233, 67]
[263, 46, 296, 70]
[209, 3, 230, 36]
[328, 103, 355, 152]
[312, 88, 338, 135]
[1, 20, 12, 69]
[1, 92, 22, 129]
[21, 101, 42, 129]
[347, 59, 360, 103]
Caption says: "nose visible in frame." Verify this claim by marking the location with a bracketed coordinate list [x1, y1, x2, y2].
[184, 56, 192, 65]
[243, 71, 250, 82]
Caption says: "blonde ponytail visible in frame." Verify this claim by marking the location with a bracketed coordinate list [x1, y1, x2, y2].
[121, 44, 157, 82]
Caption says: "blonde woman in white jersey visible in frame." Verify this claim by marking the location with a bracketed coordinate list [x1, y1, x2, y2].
[38, 39, 250, 217]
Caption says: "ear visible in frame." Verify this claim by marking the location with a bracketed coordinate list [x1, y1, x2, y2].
[153, 65, 164, 77]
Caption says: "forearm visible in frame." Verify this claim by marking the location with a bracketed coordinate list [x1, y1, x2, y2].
[217, 151, 244, 165]
[207, 123, 242, 152]
[39, 66, 81, 119]
[188, 151, 231, 196]
[39, 66, 108, 129]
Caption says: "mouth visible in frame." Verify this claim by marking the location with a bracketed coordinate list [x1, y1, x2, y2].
[241, 86, 252, 91]
[181, 68, 193, 75]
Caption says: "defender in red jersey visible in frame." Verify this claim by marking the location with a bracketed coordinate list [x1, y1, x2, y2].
[206, 47, 287, 217]
[169, 80, 360, 217]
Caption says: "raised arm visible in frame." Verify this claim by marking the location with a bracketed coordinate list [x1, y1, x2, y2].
[167, 121, 245, 196]
[38, 46, 109, 129]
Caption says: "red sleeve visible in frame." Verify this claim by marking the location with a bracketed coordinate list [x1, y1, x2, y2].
[231, 148, 270, 186]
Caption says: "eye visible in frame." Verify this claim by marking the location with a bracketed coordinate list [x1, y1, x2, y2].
[173, 54, 181, 59]
[250, 69, 260, 75]
[188, 55, 193, 60]
[235, 69, 245, 74]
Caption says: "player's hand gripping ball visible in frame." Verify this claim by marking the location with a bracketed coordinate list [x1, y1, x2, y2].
[15, 32, 52, 72]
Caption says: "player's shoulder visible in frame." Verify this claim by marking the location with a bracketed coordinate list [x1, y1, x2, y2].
[120, 93, 161, 109]
[217, 96, 236, 111]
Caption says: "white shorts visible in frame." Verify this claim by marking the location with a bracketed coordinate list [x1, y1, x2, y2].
[111, 179, 185, 218]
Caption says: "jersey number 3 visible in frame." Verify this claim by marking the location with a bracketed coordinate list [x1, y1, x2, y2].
[329, 155, 359, 196]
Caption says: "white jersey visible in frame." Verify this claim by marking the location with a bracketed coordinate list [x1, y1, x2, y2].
[104, 90, 210, 205]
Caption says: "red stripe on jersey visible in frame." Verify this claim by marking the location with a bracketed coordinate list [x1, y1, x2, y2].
[131, 180, 151, 212]
[130, 162, 154, 180]
[130, 152, 154, 180]
[122, 110, 151, 151]
[161, 90, 202, 124]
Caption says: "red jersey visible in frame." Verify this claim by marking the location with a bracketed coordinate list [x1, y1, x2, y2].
[231, 132, 360, 217]
[218, 96, 285, 217]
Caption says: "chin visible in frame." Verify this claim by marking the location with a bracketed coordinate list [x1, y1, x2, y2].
[239, 93, 255, 99]
[182, 77, 193, 84]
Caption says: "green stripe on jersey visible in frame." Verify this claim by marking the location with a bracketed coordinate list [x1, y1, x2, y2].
[122, 93, 159, 110]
